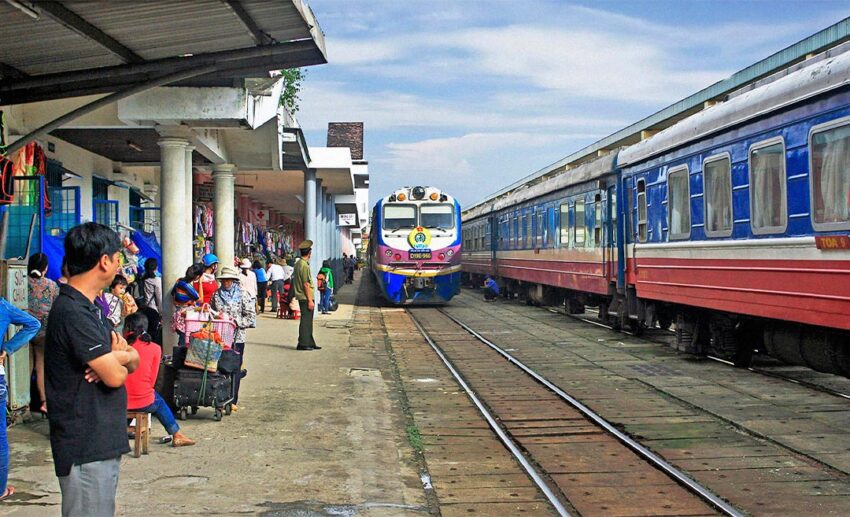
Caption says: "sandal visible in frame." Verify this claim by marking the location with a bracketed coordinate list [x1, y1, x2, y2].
[0, 486, 15, 501]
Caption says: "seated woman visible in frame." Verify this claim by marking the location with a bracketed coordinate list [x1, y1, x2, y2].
[123, 312, 195, 447]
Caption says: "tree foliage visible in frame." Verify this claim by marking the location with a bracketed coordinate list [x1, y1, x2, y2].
[279, 68, 306, 114]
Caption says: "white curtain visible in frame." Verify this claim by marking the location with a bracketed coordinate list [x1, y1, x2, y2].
[817, 130, 850, 224]
[751, 145, 783, 229]
[705, 159, 731, 233]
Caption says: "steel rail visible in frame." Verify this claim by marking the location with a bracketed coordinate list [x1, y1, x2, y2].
[406, 310, 572, 517]
[561, 307, 850, 400]
[437, 307, 744, 517]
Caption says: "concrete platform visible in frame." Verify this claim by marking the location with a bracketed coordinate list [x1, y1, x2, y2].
[0, 272, 428, 516]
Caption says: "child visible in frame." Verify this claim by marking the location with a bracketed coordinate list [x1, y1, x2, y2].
[123, 313, 195, 447]
[103, 276, 130, 329]
[317, 260, 334, 314]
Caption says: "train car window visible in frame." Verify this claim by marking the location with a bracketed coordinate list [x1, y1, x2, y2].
[703, 154, 733, 237]
[522, 212, 531, 248]
[810, 120, 850, 229]
[383, 204, 417, 230]
[574, 199, 586, 247]
[611, 191, 618, 245]
[749, 139, 787, 234]
[559, 203, 570, 245]
[536, 212, 543, 247]
[593, 193, 603, 247]
[637, 179, 648, 242]
[513, 214, 518, 248]
[668, 166, 691, 240]
[545, 207, 553, 247]
[420, 204, 455, 229]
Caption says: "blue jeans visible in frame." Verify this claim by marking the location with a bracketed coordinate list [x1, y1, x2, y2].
[0, 374, 7, 493]
[319, 289, 331, 313]
[130, 392, 179, 436]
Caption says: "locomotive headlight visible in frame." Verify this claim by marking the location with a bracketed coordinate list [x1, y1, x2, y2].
[438, 252, 446, 260]
[429, 192, 438, 201]
[394, 253, 402, 260]
[385, 250, 392, 257]
[446, 249, 454, 257]
[412, 186, 426, 200]
[397, 193, 407, 201]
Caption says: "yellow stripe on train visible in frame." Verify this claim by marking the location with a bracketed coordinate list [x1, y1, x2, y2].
[373, 264, 462, 277]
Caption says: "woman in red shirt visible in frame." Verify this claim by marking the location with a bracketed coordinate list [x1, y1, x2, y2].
[193, 253, 219, 305]
[124, 313, 195, 447]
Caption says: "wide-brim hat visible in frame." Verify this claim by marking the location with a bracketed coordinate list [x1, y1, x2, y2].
[217, 266, 241, 281]
[239, 258, 252, 269]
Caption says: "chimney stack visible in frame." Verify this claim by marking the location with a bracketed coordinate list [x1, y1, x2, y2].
[327, 122, 364, 160]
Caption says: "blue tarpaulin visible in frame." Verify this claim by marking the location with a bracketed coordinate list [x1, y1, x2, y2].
[131, 231, 162, 275]
[42, 233, 65, 282]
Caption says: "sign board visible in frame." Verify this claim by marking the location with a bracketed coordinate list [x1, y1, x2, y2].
[815, 235, 850, 250]
[196, 183, 213, 202]
[2, 261, 30, 411]
[338, 213, 357, 227]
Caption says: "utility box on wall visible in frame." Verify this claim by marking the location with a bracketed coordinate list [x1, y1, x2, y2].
[1, 260, 31, 412]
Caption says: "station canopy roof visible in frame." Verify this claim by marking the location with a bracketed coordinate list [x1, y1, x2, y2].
[0, 0, 327, 105]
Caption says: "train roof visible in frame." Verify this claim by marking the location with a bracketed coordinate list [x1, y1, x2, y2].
[619, 48, 850, 168]
[462, 152, 617, 221]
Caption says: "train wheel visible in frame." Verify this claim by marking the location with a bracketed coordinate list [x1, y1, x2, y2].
[708, 316, 752, 367]
[675, 313, 704, 354]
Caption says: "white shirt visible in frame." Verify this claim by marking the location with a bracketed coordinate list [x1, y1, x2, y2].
[267, 263, 285, 282]
[239, 269, 258, 299]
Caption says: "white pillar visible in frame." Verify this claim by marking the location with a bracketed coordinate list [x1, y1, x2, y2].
[213, 164, 237, 268]
[184, 145, 195, 265]
[157, 136, 188, 354]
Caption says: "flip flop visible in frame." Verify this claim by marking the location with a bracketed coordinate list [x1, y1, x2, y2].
[0, 486, 16, 501]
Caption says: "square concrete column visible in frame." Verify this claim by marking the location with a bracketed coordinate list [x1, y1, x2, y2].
[157, 135, 188, 353]
[213, 164, 237, 268]
[185, 145, 195, 265]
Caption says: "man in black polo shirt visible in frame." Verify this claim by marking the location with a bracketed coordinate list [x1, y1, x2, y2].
[46, 223, 140, 517]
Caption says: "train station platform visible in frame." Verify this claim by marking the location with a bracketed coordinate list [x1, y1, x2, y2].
[1, 271, 427, 516]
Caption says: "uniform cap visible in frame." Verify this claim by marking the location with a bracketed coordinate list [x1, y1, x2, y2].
[298, 240, 313, 250]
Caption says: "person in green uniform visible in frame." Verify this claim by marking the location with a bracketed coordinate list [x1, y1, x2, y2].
[292, 240, 321, 351]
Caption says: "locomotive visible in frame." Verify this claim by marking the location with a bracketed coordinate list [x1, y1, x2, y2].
[369, 186, 462, 304]
[463, 49, 850, 376]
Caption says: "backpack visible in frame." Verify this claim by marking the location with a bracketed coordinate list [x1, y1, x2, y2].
[317, 271, 328, 291]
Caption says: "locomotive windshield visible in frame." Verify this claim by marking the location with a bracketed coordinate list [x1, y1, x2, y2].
[383, 204, 417, 230]
[420, 204, 455, 229]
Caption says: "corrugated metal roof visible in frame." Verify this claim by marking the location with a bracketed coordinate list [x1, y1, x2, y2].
[466, 16, 850, 213]
[0, 0, 323, 79]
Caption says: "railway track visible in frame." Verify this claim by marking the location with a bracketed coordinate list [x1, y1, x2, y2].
[560, 306, 850, 401]
[407, 306, 740, 516]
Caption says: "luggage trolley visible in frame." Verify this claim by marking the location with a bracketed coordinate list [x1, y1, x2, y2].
[174, 311, 237, 421]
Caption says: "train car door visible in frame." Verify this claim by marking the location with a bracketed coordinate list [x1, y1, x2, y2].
[606, 185, 617, 281]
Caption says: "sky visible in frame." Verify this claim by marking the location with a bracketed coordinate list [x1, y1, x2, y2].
[298, 0, 849, 208]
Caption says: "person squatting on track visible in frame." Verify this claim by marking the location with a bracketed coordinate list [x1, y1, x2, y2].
[0, 296, 40, 502]
[46, 222, 141, 517]
[293, 240, 320, 350]
[123, 312, 195, 447]
[483, 276, 500, 301]
[211, 266, 256, 411]
[27, 252, 59, 416]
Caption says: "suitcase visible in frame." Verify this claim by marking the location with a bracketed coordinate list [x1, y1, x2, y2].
[173, 368, 233, 421]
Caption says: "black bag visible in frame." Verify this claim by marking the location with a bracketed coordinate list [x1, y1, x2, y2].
[329, 295, 339, 312]
[173, 368, 232, 410]
[217, 349, 242, 374]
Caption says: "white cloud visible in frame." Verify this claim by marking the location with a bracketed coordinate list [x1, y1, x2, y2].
[298, 81, 628, 133]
